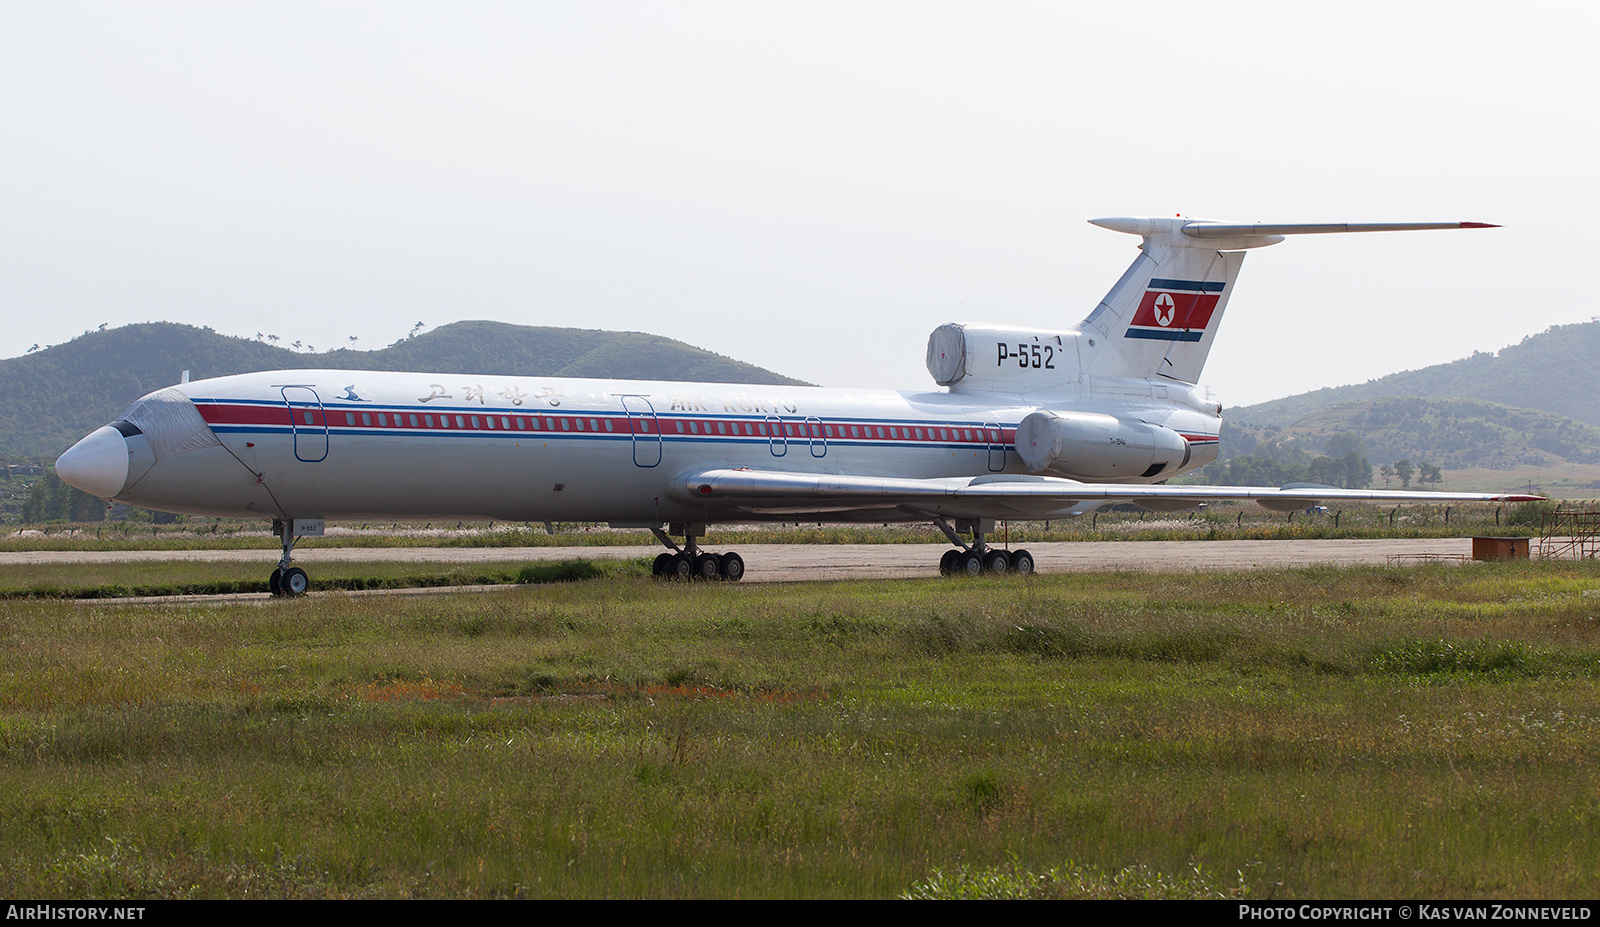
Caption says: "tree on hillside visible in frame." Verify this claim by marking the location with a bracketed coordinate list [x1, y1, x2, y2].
[1418, 462, 1443, 486]
[1322, 433, 1372, 489]
[1342, 452, 1372, 489]
[1325, 431, 1366, 459]
[21, 471, 105, 523]
[1393, 459, 1414, 489]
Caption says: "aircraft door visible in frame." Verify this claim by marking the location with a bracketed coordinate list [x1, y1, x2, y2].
[806, 416, 827, 458]
[765, 415, 786, 457]
[984, 421, 1006, 471]
[621, 396, 662, 467]
[281, 387, 328, 463]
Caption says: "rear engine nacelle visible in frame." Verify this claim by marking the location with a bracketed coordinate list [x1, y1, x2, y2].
[1014, 410, 1191, 482]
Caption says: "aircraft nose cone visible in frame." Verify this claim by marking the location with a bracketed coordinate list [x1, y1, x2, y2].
[56, 426, 131, 499]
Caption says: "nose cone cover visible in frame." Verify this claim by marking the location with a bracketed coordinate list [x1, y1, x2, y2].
[56, 425, 130, 499]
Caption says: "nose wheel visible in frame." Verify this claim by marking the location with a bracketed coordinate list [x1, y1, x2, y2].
[268, 519, 314, 597]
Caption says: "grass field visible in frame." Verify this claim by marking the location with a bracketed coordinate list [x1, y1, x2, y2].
[0, 557, 632, 600]
[3, 559, 1600, 898]
[0, 498, 1561, 556]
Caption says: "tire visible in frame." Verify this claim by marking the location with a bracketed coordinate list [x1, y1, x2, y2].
[652, 553, 674, 577]
[719, 551, 745, 582]
[281, 567, 310, 596]
[670, 554, 694, 581]
[268, 568, 283, 596]
[694, 552, 721, 581]
[959, 551, 983, 577]
[939, 549, 960, 576]
[1009, 549, 1035, 575]
[983, 550, 1010, 575]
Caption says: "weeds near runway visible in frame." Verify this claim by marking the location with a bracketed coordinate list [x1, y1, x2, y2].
[0, 557, 635, 599]
[0, 500, 1550, 553]
[3, 560, 1600, 898]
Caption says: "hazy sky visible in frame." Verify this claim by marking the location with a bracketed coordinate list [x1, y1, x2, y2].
[2, 2, 1593, 407]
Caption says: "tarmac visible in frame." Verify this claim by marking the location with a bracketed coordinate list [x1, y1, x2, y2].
[0, 537, 1487, 594]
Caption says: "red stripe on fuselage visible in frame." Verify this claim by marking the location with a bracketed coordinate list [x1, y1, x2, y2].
[193, 402, 1019, 446]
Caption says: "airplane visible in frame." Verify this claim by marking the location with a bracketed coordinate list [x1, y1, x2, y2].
[54, 216, 1538, 595]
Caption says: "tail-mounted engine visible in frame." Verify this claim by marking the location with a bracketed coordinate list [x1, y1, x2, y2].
[926, 323, 1083, 393]
[1014, 410, 1190, 482]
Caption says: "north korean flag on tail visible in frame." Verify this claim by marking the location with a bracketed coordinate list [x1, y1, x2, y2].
[1124, 278, 1225, 341]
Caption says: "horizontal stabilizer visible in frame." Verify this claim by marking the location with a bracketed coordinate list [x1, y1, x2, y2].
[1182, 221, 1499, 238]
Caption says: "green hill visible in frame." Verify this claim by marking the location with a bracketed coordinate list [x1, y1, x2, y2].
[1219, 397, 1600, 472]
[1231, 320, 1600, 428]
[1, 321, 808, 459]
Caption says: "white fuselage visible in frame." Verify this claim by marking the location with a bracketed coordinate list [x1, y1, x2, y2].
[106, 368, 1221, 525]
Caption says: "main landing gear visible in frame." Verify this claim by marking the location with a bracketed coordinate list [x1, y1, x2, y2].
[934, 517, 1034, 577]
[650, 524, 745, 582]
[268, 517, 324, 597]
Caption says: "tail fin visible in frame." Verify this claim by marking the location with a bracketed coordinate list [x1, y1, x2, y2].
[1076, 217, 1496, 384]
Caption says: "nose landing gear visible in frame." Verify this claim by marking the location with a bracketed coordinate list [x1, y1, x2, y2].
[268, 517, 323, 597]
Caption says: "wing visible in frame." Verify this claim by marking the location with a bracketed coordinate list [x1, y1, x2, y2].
[675, 468, 1542, 521]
